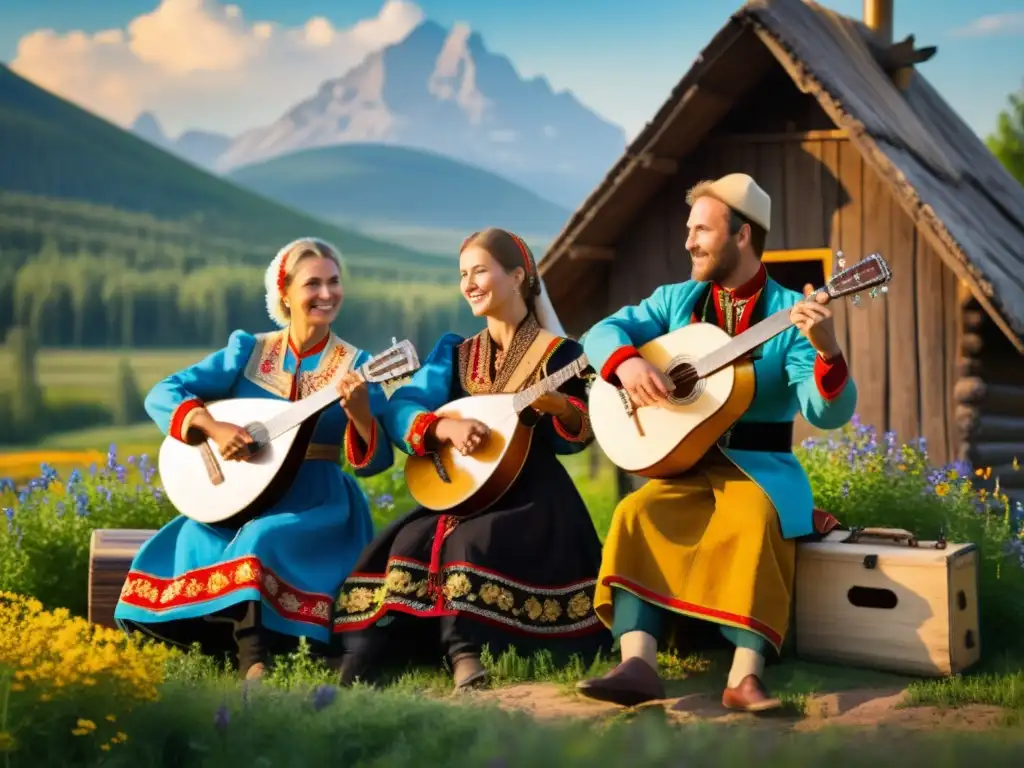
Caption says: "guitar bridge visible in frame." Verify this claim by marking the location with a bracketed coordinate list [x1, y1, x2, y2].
[199, 443, 225, 486]
[617, 388, 635, 418]
[618, 388, 644, 436]
[431, 453, 452, 484]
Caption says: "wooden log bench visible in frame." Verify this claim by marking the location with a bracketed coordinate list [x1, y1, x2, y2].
[88, 528, 157, 630]
[88, 512, 981, 678]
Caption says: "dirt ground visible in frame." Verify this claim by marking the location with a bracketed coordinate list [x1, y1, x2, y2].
[465, 682, 1012, 732]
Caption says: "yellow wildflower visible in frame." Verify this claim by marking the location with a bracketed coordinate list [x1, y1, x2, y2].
[975, 466, 992, 480]
[105, 714, 117, 722]
[935, 483, 951, 497]
[100, 744, 111, 752]
[1013, 456, 1020, 471]
[0, 731, 17, 753]
[0, 591, 178, 719]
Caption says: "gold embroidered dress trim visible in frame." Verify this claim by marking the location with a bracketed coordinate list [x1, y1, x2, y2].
[458, 314, 543, 394]
[120, 557, 334, 628]
[332, 557, 601, 636]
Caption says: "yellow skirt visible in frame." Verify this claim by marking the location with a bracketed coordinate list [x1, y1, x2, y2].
[594, 452, 795, 653]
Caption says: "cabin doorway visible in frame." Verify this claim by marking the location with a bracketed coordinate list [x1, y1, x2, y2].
[762, 249, 834, 293]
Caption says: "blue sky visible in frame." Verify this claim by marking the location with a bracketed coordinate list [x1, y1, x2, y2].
[1, 0, 1021, 141]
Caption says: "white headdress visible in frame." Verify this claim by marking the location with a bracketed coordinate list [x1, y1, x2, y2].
[264, 237, 343, 328]
[533, 275, 568, 337]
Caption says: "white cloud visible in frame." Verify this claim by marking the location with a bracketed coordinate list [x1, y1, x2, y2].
[10, 0, 423, 137]
[952, 12, 1024, 38]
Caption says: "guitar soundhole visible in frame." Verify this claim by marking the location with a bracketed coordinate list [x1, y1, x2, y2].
[664, 358, 704, 405]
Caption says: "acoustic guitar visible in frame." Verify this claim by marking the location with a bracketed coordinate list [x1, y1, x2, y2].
[588, 253, 892, 478]
[404, 353, 590, 514]
[158, 338, 420, 527]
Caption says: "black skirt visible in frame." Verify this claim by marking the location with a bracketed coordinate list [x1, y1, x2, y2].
[330, 442, 612, 674]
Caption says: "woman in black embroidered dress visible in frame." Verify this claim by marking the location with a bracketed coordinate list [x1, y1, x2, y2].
[330, 228, 612, 691]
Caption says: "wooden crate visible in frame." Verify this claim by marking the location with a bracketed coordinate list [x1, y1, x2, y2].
[794, 527, 981, 677]
[88, 529, 156, 629]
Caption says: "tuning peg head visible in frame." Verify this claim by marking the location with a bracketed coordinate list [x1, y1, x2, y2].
[880, 285, 888, 295]
[852, 293, 862, 307]
[869, 287, 879, 299]
[836, 250, 846, 270]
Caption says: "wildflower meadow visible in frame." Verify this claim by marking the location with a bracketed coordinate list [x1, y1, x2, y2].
[2, 417, 1024, 765]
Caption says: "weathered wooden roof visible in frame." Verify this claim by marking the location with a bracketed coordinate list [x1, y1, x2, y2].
[539, 0, 1024, 351]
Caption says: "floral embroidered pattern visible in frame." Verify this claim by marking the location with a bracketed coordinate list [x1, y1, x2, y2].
[243, 332, 291, 398]
[404, 412, 440, 456]
[119, 556, 334, 628]
[458, 314, 542, 394]
[259, 335, 284, 375]
[332, 558, 601, 636]
[298, 343, 352, 399]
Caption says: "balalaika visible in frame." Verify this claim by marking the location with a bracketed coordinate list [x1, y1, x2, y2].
[158, 338, 419, 526]
[588, 253, 892, 478]
[403, 353, 590, 514]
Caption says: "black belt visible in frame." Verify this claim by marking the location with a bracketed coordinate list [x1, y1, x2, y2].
[717, 421, 793, 453]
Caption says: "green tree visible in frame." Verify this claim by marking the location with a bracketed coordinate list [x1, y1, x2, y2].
[987, 84, 1024, 186]
[111, 357, 146, 426]
[5, 325, 44, 440]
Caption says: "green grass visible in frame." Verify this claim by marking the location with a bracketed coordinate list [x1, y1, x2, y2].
[12, 651, 1024, 768]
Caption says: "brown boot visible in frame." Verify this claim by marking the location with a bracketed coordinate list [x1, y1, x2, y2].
[722, 674, 782, 712]
[451, 652, 489, 693]
[576, 656, 665, 707]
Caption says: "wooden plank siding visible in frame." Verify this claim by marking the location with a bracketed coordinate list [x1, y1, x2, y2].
[600, 132, 963, 464]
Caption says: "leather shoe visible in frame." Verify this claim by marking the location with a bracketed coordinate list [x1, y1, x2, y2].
[576, 656, 665, 707]
[721, 674, 782, 712]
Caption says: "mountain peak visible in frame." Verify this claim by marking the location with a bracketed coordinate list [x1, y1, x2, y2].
[215, 18, 627, 208]
[131, 111, 167, 144]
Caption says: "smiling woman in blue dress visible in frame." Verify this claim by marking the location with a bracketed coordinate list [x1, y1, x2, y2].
[115, 238, 394, 680]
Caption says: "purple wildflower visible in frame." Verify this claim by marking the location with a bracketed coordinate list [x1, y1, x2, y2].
[3, 507, 13, 533]
[214, 703, 230, 733]
[311, 684, 338, 711]
[74, 492, 89, 516]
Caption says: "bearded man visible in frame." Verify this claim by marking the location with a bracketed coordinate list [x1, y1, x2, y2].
[576, 173, 856, 711]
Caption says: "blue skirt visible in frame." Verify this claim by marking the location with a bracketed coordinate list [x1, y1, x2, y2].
[115, 460, 375, 645]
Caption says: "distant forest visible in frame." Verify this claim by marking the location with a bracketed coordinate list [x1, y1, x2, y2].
[0, 193, 483, 356]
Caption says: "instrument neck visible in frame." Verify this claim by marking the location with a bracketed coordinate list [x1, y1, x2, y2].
[261, 359, 372, 440]
[693, 290, 824, 378]
[512, 354, 587, 414]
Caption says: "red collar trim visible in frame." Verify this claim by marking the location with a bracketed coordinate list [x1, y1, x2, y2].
[288, 332, 329, 360]
[715, 263, 767, 300]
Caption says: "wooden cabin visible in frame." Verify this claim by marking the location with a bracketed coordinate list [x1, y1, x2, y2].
[538, 0, 1024, 502]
